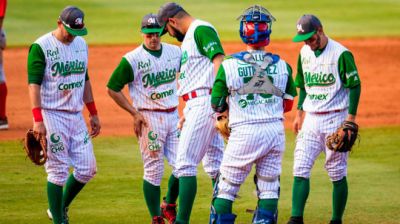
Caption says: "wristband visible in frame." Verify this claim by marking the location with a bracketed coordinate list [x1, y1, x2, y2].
[85, 102, 98, 116]
[32, 107, 43, 122]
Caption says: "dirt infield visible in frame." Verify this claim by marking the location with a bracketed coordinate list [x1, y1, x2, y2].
[1, 38, 399, 140]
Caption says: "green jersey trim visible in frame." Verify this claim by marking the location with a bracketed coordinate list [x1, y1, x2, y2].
[194, 25, 224, 60]
[294, 54, 304, 88]
[285, 63, 298, 97]
[142, 44, 162, 58]
[107, 57, 134, 92]
[338, 51, 361, 88]
[349, 84, 361, 115]
[297, 88, 307, 110]
[27, 43, 46, 84]
[211, 64, 228, 107]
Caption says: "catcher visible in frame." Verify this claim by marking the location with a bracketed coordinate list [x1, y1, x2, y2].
[287, 15, 361, 224]
[210, 5, 297, 223]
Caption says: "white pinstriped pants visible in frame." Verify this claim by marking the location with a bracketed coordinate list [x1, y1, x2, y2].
[175, 95, 224, 178]
[293, 110, 348, 181]
[217, 121, 285, 201]
[138, 110, 179, 186]
[43, 110, 96, 186]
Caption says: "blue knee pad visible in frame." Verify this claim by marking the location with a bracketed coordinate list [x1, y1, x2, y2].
[209, 206, 236, 224]
[252, 207, 277, 224]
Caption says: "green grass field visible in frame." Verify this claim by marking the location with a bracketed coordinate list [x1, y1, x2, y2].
[1, 127, 399, 224]
[6, 0, 400, 46]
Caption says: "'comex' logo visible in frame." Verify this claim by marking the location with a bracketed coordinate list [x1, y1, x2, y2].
[297, 24, 304, 33]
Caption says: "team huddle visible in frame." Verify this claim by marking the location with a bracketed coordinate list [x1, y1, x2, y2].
[26, 2, 361, 224]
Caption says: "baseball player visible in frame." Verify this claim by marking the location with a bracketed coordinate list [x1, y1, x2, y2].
[209, 5, 297, 224]
[286, 15, 361, 224]
[0, 0, 7, 130]
[106, 14, 181, 224]
[27, 6, 100, 224]
[157, 2, 225, 223]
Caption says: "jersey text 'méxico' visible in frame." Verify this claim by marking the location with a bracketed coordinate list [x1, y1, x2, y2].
[125, 43, 181, 110]
[178, 20, 221, 96]
[34, 33, 88, 112]
[223, 51, 296, 127]
[299, 38, 359, 112]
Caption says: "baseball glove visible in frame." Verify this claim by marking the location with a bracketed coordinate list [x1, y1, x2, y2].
[215, 112, 230, 140]
[326, 121, 359, 152]
[23, 129, 48, 165]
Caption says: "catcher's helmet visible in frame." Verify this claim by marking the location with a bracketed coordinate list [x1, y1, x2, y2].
[238, 5, 276, 47]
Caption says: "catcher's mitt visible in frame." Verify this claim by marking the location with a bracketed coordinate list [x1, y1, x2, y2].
[215, 113, 230, 140]
[326, 121, 359, 152]
[23, 129, 48, 165]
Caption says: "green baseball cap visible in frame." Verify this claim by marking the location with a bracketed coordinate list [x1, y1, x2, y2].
[293, 14, 322, 42]
[141, 13, 162, 34]
[59, 6, 87, 36]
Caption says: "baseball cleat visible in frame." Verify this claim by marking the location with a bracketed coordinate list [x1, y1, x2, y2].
[0, 118, 8, 130]
[287, 216, 304, 224]
[329, 220, 342, 224]
[161, 198, 177, 224]
[46, 209, 53, 220]
[152, 216, 165, 224]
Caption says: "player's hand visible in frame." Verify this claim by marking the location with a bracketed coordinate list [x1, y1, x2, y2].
[292, 115, 303, 135]
[133, 112, 148, 137]
[33, 121, 46, 136]
[177, 116, 185, 130]
[89, 114, 101, 138]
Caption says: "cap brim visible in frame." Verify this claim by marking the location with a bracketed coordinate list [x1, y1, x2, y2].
[292, 31, 315, 42]
[141, 27, 162, 34]
[158, 24, 168, 36]
[64, 24, 88, 36]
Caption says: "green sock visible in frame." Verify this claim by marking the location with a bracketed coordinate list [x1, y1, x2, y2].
[291, 177, 310, 217]
[47, 182, 63, 224]
[62, 175, 85, 209]
[258, 199, 278, 213]
[332, 177, 348, 221]
[165, 174, 179, 204]
[213, 198, 233, 214]
[143, 180, 161, 217]
[176, 176, 197, 224]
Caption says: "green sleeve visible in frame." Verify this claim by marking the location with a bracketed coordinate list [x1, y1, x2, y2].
[27, 43, 46, 84]
[285, 63, 297, 97]
[348, 84, 361, 115]
[106, 57, 134, 92]
[338, 51, 361, 88]
[294, 54, 305, 88]
[297, 88, 307, 110]
[194, 25, 225, 60]
[211, 64, 229, 108]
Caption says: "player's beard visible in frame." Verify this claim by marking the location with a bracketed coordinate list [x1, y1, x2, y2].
[171, 26, 185, 42]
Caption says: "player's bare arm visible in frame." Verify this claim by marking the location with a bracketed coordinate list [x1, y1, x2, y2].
[293, 109, 304, 134]
[107, 88, 148, 137]
[83, 80, 101, 137]
[28, 84, 46, 136]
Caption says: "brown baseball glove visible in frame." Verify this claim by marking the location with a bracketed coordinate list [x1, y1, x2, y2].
[23, 129, 48, 165]
[326, 121, 359, 152]
[215, 112, 230, 140]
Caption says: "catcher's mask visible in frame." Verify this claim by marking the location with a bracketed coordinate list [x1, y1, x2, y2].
[238, 5, 276, 47]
